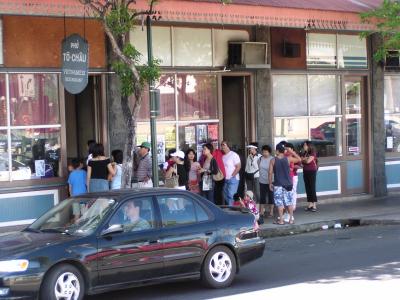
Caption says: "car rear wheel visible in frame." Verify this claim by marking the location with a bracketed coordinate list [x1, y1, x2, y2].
[40, 264, 84, 300]
[201, 246, 237, 288]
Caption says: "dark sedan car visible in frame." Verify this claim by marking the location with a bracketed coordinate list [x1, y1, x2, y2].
[0, 188, 265, 300]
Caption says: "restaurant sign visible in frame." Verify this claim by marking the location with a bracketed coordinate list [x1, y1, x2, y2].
[61, 34, 89, 94]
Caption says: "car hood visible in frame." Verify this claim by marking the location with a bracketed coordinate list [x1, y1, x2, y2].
[0, 230, 77, 259]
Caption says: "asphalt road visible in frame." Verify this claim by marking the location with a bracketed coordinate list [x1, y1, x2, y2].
[87, 225, 400, 300]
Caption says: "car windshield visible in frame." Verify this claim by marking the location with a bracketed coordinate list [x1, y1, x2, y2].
[28, 197, 116, 236]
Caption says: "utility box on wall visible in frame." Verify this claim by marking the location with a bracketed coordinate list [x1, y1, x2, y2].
[228, 42, 269, 68]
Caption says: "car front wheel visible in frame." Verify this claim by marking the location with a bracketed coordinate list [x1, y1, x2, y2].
[40, 264, 84, 300]
[201, 246, 237, 288]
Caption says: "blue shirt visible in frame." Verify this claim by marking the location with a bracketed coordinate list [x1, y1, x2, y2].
[68, 169, 87, 196]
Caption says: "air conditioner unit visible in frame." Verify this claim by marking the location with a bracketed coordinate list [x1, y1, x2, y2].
[385, 50, 400, 69]
[228, 42, 269, 68]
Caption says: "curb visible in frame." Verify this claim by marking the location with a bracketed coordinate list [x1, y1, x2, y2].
[259, 218, 400, 238]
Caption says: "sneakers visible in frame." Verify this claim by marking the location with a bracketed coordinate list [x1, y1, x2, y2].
[283, 213, 290, 223]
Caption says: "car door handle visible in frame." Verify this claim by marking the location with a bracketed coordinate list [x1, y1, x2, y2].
[205, 231, 213, 236]
[149, 239, 161, 244]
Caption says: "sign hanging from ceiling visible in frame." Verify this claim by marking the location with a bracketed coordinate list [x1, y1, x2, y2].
[61, 34, 89, 94]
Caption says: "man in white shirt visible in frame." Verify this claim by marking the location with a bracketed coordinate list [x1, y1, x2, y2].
[221, 141, 241, 206]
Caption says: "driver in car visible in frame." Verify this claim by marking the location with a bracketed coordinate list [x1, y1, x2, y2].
[123, 199, 151, 232]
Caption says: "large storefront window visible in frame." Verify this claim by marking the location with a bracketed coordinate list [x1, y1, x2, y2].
[384, 76, 400, 153]
[273, 75, 342, 157]
[137, 74, 219, 163]
[0, 73, 61, 181]
[138, 75, 176, 121]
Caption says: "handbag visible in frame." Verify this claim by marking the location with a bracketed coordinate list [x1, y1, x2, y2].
[213, 167, 224, 181]
[202, 174, 213, 191]
[244, 171, 258, 180]
[164, 165, 179, 188]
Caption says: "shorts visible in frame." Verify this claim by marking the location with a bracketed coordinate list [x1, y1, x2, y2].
[259, 183, 274, 205]
[273, 186, 294, 207]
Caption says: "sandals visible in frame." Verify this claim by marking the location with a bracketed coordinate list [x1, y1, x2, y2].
[305, 207, 313, 211]
[273, 220, 285, 225]
[311, 208, 317, 212]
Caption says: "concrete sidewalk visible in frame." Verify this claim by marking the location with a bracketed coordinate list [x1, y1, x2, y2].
[260, 195, 400, 238]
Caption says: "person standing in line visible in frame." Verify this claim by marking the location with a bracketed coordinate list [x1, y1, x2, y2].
[245, 142, 261, 203]
[301, 141, 318, 212]
[185, 148, 201, 194]
[199, 143, 219, 202]
[132, 142, 153, 188]
[212, 147, 226, 205]
[87, 143, 115, 192]
[68, 158, 87, 196]
[110, 149, 123, 190]
[166, 150, 188, 190]
[258, 145, 274, 218]
[221, 140, 241, 206]
[269, 143, 301, 225]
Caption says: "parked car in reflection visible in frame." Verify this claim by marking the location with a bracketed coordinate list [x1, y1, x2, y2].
[0, 189, 265, 300]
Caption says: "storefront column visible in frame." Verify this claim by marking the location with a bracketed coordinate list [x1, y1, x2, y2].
[370, 33, 387, 197]
[255, 26, 273, 146]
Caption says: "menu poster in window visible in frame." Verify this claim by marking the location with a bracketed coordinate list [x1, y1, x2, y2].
[196, 125, 208, 144]
[207, 124, 218, 141]
[184, 126, 196, 145]
[35, 159, 45, 177]
[157, 135, 166, 164]
[18, 74, 35, 98]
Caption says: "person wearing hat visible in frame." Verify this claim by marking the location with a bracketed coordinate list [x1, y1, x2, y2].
[132, 141, 153, 188]
[244, 142, 262, 204]
[165, 150, 188, 190]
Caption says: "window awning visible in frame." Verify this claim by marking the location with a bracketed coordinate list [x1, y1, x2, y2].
[0, 0, 375, 31]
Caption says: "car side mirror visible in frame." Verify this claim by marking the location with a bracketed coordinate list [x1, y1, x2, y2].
[101, 224, 124, 236]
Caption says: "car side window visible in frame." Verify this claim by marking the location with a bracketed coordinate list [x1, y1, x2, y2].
[157, 195, 203, 227]
[194, 201, 210, 222]
[108, 197, 155, 232]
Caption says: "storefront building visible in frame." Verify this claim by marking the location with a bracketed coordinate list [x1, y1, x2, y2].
[0, 0, 392, 229]
[0, 5, 108, 228]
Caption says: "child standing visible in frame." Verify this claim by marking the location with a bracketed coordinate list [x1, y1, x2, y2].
[68, 158, 87, 196]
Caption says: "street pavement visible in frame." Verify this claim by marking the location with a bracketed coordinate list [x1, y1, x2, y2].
[259, 194, 400, 237]
[87, 224, 400, 300]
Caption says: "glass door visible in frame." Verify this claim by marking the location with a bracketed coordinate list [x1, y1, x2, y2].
[343, 76, 368, 193]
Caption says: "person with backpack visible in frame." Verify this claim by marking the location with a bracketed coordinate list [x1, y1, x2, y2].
[301, 140, 318, 212]
[244, 142, 261, 203]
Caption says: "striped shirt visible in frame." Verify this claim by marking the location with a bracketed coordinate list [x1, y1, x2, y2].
[133, 153, 152, 182]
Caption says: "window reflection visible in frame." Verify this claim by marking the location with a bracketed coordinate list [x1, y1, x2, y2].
[385, 115, 400, 152]
[345, 81, 361, 114]
[137, 75, 176, 121]
[177, 75, 218, 120]
[0, 75, 6, 126]
[346, 116, 362, 155]
[11, 128, 61, 179]
[9, 74, 59, 126]
[309, 117, 342, 157]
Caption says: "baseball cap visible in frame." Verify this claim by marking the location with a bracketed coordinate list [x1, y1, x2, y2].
[246, 143, 258, 149]
[170, 150, 185, 159]
[138, 141, 151, 149]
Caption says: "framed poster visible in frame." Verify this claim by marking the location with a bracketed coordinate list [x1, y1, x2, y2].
[196, 124, 208, 144]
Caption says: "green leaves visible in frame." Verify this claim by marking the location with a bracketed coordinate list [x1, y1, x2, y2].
[360, 0, 400, 62]
[105, 4, 134, 36]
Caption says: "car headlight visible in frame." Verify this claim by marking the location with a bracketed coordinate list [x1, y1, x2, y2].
[0, 260, 29, 272]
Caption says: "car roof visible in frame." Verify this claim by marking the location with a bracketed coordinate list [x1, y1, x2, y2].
[73, 188, 191, 201]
